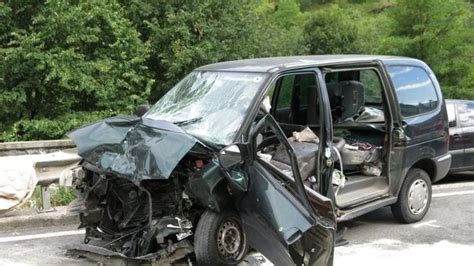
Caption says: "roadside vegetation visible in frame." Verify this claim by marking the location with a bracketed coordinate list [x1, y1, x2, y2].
[1, 0, 473, 142]
[28, 186, 76, 209]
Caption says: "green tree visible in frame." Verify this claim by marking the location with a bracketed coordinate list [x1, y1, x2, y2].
[379, 0, 474, 99]
[121, 0, 309, 101]
[0, 0, 152, 128]
[254, 0, 309, 57]
[120, 0, 266, 101]
[304, 5, 371, 54]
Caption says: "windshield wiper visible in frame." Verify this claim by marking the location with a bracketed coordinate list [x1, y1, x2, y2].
[172, 117, 203, 126]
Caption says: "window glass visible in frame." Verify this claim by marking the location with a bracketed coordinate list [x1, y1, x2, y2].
[457, 102, 474, 128]
[325, 72, 339, 83]
[273, 74, 318, 125]
[360, 69, 382, 103]
[388, 66, 439, 117]
[447, 103, 457, 128]
[296, 74, 317, 109]
[266, 81, 276, 99]
[145, 71, 266, 145]
[275, 75, 294, 110]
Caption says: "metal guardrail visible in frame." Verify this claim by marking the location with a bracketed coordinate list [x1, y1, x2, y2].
[34, 153, 81, 212]
[0, 140, 80, 212]
[0, 139, 76, 156]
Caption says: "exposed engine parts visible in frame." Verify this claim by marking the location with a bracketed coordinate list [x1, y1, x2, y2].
[67, 159, 211, 264]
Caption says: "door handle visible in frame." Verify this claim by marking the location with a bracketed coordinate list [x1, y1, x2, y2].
[452, 134, 462, 139]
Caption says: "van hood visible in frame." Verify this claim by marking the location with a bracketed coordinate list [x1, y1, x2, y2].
[67, 116, 197, 184]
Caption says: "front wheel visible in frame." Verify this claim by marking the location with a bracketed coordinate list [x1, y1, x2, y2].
[391, 168, 432, 223]
[194, 210, 248, 265]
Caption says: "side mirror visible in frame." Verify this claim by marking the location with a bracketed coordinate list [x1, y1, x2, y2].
[135, 104, 150, 117]
[218, 144, 243, 169]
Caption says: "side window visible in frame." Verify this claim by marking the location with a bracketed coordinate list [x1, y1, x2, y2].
[275, 75, 294, 111]
[325, 72, 339, 83]
[266, 81, 276, 99]
[457, 102, 474, 128]
[360, 69, 382, 103]
[295, 74, 317, 109]
[387, 66, 439, 117]
[447, 103, 457, 128]
[273, 73, 317, 125]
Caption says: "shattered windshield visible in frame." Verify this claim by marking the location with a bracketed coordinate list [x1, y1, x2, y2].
[145, 71, 267, 145]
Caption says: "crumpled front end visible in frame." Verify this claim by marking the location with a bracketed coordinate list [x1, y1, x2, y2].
[67, 115, 335, 265]
[67, 116, 228, 264]
[68, 116, 198, 183]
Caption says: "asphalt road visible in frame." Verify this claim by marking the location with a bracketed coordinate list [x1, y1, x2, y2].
[0, 173, 472, 265]
[336, 173, 474, 266]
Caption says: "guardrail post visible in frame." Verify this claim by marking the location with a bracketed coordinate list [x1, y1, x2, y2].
[38, 185, 55, 213]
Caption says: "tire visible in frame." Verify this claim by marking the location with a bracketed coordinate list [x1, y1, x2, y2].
[194, 210, 248, 265]
[391, 168, 432, 224]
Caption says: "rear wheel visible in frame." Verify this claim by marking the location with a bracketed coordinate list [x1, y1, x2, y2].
[391, 168, 432, 223]
[195, 210, 248, 265]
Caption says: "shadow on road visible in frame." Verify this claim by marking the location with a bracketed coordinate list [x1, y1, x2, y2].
[339, 171, 474, 232]
[339, 207, 397, 231]
[436, 171, 474, 184]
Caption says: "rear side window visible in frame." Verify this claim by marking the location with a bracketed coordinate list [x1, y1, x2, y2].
[388, 66, 439, 117]
[457, 102, 474, 128]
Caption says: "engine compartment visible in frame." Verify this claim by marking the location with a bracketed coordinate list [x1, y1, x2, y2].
[68, 155, 219, 263]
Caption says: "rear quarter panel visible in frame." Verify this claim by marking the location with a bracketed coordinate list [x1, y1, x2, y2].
[383, 58, 449, 195]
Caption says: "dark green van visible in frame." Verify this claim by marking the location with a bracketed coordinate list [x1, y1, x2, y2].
[68, 55, 451, 265]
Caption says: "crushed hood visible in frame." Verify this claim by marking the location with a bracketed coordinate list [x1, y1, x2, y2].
[68, 116, 197, 183]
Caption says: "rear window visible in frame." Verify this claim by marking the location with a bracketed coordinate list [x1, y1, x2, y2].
[388, 66, 439, 117]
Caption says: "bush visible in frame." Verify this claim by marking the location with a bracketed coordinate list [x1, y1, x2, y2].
[0, 110, 117, 142]
[50, 186, 77, 207]
[29, 186, 77, 208]
[304, 5, 368, 54]
[0, 0, 152, 127]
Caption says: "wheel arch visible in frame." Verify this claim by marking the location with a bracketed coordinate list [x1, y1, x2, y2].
[394, 158, 436, 197]
[411, 159, 437, 181]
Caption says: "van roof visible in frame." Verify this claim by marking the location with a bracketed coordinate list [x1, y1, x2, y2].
[196, 55, 419, 73]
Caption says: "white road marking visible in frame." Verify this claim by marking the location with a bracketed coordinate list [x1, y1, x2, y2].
[432, 190, 474, 198]
[0, 229, 85, 243]
[335, 240, 474, 266]
[412, 220, 440, 228]
[433, 182, 474, 190]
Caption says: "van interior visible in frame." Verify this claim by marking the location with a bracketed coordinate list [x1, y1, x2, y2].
[257, 67, 391, 211]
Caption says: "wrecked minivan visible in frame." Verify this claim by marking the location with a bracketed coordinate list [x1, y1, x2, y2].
[67, 55, 451, 265]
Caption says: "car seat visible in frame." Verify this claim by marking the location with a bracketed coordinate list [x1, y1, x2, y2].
[327, 81, 365, 122]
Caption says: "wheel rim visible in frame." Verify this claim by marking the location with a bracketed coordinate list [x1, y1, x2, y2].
[217, 219, 245, 260]
[408, 179, 429, 215]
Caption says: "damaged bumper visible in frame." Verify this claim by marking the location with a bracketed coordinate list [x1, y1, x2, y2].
[67, 116, 335, 265]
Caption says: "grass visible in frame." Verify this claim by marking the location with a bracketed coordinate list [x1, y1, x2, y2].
[28, 185, 77, 209]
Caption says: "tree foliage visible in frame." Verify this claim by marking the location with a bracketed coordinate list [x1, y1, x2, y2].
[0, 0, 472, 141]
[304, 5, 366, 54]
[130, 0, 269, 101]
[0, 0, 152, 128]
[380, 0, 474, 99]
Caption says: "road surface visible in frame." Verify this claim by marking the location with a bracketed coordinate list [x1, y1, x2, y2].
[0, 174, 472, 265]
